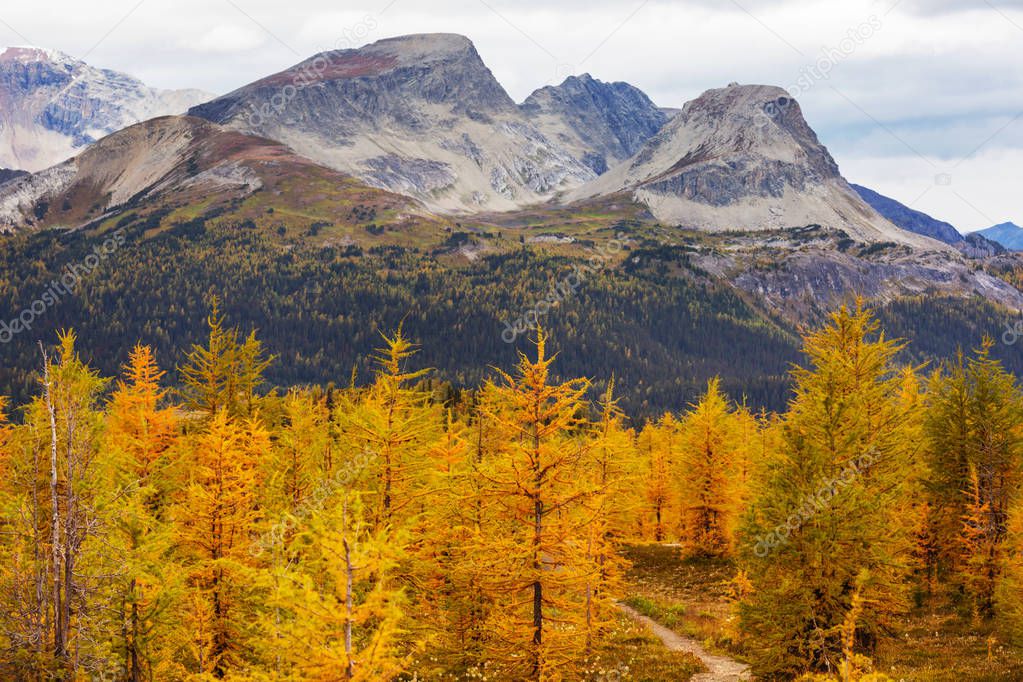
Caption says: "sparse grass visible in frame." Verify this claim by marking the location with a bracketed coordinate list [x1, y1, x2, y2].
[622, 543, 1023, 680]
[622, 595, 689, 631]
[872, 606, 1023, 681]
[404, 611, 703, 681]
[622, 543, 747, 659]
[581, 611, 704, 681]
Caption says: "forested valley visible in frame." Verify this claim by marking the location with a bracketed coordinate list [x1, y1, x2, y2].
[2, 300, 1023, 680]
[1, 216, 1021, 420]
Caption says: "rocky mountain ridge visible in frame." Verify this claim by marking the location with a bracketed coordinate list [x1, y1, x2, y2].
[0, 115, 426, 233]
[0, 35, 965, 255]
[189, 34, 599, 213]
[569, 83, 939, 248]
[521, 73, 669, 175]
[977, 222, 1023, 251]
[0, 47, 211, 172]
[851, 183, 963, 244]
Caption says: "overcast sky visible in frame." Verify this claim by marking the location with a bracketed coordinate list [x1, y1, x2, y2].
[3, 0, 1021, 231]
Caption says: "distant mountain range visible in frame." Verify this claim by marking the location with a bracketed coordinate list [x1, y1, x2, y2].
[0, 46, 211, 172]
[976, 222, 1023, 251]
[0, 33, 1021, 415]
[851, 184, 963, 244]
[0, 34, 936, 249]
[0, 35, 1003, 254]
[2, 33, 1018, 319]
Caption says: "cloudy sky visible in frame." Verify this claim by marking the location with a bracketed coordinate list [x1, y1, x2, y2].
[3, 0, 1021, 231]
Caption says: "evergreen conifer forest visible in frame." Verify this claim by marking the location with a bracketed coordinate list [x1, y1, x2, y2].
[2, 302, 1023, 680]
[3, 4, 1023, 678]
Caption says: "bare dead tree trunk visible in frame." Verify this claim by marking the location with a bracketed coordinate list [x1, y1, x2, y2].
[41, 343, 67, 679]
[63, 395, 77, 681]
[584, 529, 593, 656]
[343, 497, 355, 681]
[31, 405, 46, 679]
[128, 577, 142, 682]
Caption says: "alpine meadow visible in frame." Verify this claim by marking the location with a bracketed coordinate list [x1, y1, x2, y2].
[2, 1, 1023, 680]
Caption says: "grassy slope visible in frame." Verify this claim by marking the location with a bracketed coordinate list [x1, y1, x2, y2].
[3, 190, 1023, 418]
[621, 544, 1023, 681]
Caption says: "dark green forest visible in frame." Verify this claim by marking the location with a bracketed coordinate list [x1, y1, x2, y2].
[1, 215, 1020, 417]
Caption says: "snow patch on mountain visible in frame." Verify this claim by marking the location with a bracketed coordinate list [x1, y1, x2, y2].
[0, 46, 213, 172]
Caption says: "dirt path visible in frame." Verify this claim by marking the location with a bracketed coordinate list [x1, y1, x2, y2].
[618, 603, 752, 681]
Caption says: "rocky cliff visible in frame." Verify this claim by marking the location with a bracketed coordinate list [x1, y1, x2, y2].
[0, 47, 211, 171]
[190, 34, 595, 213]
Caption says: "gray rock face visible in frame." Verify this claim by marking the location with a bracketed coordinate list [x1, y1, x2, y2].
[644, 156, 825, 206]
[192, 34, 517, 131]
[363, 155, 457, 195]
[190, 33, 595, 213]
[674, 227, 1023, 318]
[521, 74, 668, 174]
[0, 47, 211, 171]
[955, 232, 1006, 258]
[851, 184, 963, 244]
[570, 83, 943, 248]
[0, 168, 28, 186]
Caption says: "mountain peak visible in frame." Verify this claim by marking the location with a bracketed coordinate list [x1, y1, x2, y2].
[366, 33, 476, 60]
[0, 46, 77, 65]
[0, 50, 212, 171]
[976, 222, 1023, 251]
[521, 74, 668, 174]
[678, 83, 797, 123]
[570, 83, 943, 248]
[190, 32, 593, 213]
[240, 32, 508, 107]
[561, 73, 596, 85]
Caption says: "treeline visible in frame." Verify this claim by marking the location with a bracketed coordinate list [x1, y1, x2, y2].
[5, 216, 1021, 419]
[2, 301, 1023, 680]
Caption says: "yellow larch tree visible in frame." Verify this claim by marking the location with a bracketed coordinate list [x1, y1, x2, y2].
[174, 411, 270, 678]
[409, 411, 499, 677]
[580, 381, 633, 653]
[269, 492, 408, 681]
[264, 388, 331, 515]
[996, 489, 1023, 643]
[179, 298, 274, 419]
[335, 328, 438, 531]
[960, 465, 1000, 619]
[101, 344, 184, 682]
[675, 377, 750, 558]
[477, 329, 599, 680]
[636, 415, 676, 542]
[738, 303, 920, 678]
[0, 332, 109, 680]
[923, 341, 1023, 612]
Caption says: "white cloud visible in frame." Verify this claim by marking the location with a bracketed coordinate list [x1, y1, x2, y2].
[191, 25, 266, 53]
[841, 147, 1023, 232]
[0, 0, 1017, 225]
